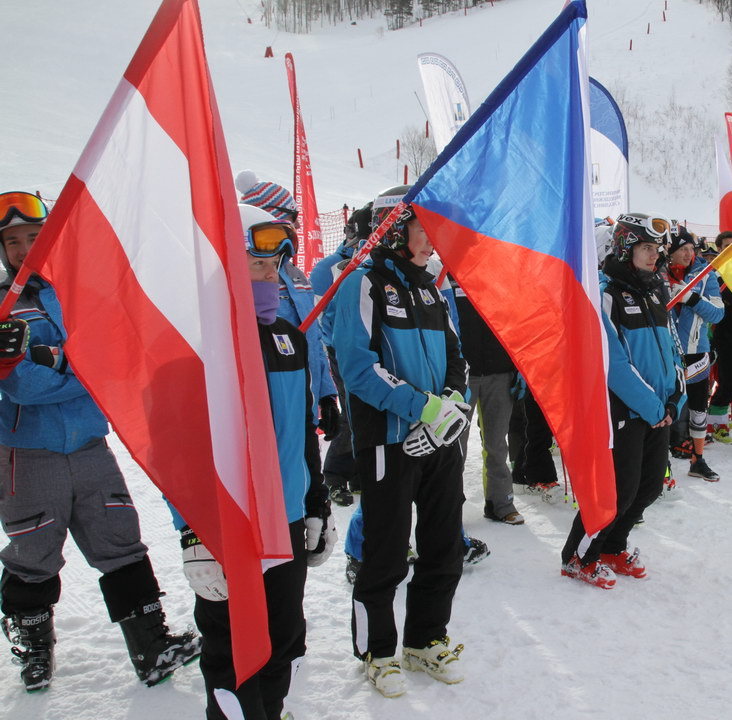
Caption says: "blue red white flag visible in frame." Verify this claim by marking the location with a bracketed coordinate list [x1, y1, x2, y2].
[12, 0, 291, 684]
[404, 0, 616, 535]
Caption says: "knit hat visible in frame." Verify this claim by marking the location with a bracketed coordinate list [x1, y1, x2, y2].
[668, 224, 695, 255]
[234, 170, 298, 221]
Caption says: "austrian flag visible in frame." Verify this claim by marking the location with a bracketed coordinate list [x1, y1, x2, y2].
[14, 0, 290, 684]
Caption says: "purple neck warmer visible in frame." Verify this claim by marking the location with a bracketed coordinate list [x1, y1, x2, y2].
[252, 280, 280, 325]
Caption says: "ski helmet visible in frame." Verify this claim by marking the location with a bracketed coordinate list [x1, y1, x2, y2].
[344, 202, 373, 248]
[594, 217, 614, 266]
[0, 191, 49, 272]
[612, 212, 671, 263]
[239, 203, 297, 259]
[371, 185, 416, 250]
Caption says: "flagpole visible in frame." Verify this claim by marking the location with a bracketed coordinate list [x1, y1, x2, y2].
[666, 242, 732, 310]
[298, 201, 405, 332]
[0, 262, 33, 320]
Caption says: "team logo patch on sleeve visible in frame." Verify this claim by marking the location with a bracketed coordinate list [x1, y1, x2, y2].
[418, 288, 435, 305]
[273, 333, 296, 356]
[384, 284, 400, 305]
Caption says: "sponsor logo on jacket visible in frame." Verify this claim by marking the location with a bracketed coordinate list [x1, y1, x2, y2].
[273, 334, 296, 356]
[384, 284, 400, 306]
[418, 288, 435, 305]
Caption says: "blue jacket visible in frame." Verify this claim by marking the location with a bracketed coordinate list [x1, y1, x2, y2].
[668, 255, 724, 355]
[171, 317, 327, 529]
[310, 242, 354, 348]
[332, 246, 468, 451]
[602, 256, 686, 425]
[277, 260, 337, 419]
[0, 277, 109, 453]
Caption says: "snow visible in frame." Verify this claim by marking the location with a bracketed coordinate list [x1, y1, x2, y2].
[0, 0, 731, 718]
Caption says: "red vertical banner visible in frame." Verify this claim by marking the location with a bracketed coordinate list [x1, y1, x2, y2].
[726, 112, 732, 158]
[285, 53, 324, 274]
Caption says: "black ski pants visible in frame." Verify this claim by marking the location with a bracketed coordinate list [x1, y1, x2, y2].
[562, 418, 669, 565]
[194, 519, 307, 720]
[351, 443, 464, 659]
[509, 390, 557, 485]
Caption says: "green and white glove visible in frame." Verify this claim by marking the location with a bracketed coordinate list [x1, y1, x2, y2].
[403, 391, 470, 457]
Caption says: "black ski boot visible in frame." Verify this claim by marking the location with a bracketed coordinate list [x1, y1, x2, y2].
[118, 599, 201, 686]
[2, 607, 56, 692]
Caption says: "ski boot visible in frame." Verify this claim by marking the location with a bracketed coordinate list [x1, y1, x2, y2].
[2, 607, 56, 691]
[118, 600, 201, 686]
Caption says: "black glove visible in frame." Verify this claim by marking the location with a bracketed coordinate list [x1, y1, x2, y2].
[318, 395, 341, 441]
[664, 403, 678, 422]
[30, 345, 67, 372]
[0, 319, 29, 359]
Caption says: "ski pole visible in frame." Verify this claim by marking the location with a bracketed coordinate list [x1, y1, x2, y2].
[298, 201, 406, 332]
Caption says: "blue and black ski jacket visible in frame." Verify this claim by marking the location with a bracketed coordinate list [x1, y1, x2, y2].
[602, 256, 686, 425]
[332, 246, 468, 451]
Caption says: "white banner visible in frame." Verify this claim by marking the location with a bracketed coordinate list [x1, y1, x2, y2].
[589, 78, 628, 221]
[417, 53, 470, 153]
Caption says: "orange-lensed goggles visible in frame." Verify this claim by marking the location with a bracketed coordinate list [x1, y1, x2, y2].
[0, 192, 49, 229]
[246, 221, 297, 258]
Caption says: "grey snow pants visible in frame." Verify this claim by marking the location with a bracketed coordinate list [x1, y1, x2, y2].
[458, 372, 517, 519]
[0, 438, 148, 587]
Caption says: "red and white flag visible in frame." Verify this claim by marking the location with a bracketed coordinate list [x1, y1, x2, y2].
[15, 0, 291, 684]
[285, 53, 324, 274]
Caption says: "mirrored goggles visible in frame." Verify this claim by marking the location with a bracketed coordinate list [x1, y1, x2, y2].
[246, 221, 298, 258]
[0, 191, 49, 229]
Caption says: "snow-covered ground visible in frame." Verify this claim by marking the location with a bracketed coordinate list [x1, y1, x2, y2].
[1, 1, 731, 718]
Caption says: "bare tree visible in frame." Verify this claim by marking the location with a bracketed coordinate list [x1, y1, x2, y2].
[401, 125, 438, 179]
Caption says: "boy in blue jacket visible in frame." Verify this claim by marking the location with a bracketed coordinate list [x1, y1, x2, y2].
[0, 191, 199, 691]
[562, 213, 685, 588]
[173, 204, 334, 720]
[333, 187, 469, 698]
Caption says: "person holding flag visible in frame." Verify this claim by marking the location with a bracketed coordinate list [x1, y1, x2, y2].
[173, 204, 335, 720]
[0, 191, 201, 691]
[332, 187, 468, 698]
[562, 213, 686, 588]
[236, 171, 345, 505]
[665, 224, 724, 481]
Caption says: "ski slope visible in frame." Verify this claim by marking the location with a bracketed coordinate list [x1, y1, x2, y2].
[0, 1, 730, 718]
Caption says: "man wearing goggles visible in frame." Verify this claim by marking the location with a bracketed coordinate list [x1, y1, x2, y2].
[561, 211, 685, 589]
[0, 191, 201, 692]
[236, 172, 344, 505]
[171, 203, 334, 720]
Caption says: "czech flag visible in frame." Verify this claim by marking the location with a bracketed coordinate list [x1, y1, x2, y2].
[404, 0, 616, 535]
[16, 0, 291, 683]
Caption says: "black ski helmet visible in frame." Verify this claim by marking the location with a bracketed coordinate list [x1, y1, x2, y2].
[344, 201, 373, 248]
[612, 212, 671, 263]
[371, 185, 416, 250]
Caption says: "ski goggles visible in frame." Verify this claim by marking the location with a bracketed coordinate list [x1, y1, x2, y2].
[0, 192, 49, 229]
[246, 221, 298, 259]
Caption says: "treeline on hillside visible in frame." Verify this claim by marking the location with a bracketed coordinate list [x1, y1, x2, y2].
[704, 0, 732, 21]
[260, 0, 488, 33]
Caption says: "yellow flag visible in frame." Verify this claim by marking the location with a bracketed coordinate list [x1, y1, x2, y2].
[711, 242, 732, 287]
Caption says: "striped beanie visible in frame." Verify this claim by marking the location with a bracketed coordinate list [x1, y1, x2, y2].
[235, 170, 298, 221]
